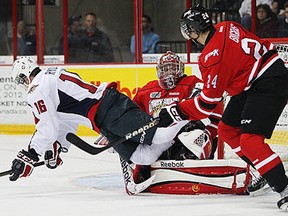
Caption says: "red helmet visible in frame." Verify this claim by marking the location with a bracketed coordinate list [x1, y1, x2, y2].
[156, 51, 184, 90]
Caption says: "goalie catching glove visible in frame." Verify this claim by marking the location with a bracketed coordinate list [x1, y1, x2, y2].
[158, 104, 188, 127]
[178, 129, 212, 159]
[44, 141, 63, 169]
[10, 148, 39, 181]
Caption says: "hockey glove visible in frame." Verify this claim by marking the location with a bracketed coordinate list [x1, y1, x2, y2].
[10, 149, 39, 181]
[178, 129, 212, 159]
[157, 104, 188, 127]
[44, 141, 63, 169]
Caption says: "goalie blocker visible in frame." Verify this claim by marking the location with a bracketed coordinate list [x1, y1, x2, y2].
[149, 159, 251, 195]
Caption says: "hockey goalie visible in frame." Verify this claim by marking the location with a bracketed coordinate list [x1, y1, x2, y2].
[130, 51, 251, 195]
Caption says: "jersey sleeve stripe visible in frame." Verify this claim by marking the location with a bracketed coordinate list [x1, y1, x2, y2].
[209, 112, 222, 118]
[208, 123, 218, 129]
[200, 92, 222, 102]
[194, 97, 213, 116]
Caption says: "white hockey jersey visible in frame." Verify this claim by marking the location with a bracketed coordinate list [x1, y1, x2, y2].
[26, 66, 108, 156]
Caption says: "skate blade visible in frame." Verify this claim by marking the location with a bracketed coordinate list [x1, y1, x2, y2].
[249, 185, 272, 197]
[279, 202, 288, 211]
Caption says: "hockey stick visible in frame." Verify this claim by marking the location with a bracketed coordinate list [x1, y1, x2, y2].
[66, 118, 159, 155]
[93, 135, 155, 195]
[120, 157, 155, 195]
[0, 161, 45, 177]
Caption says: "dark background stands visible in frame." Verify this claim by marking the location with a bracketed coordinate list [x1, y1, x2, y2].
[78, 12, 114, 63]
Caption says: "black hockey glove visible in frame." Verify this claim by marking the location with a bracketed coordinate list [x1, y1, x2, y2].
[157, 104, 189, 127]
[10, 149, 39, 181]
[44, 141, 63, 169]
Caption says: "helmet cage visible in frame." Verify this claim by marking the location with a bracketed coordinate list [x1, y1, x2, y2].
[156, 52, 184, 90]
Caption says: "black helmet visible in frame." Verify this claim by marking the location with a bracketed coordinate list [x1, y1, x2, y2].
[180, 4, 212, 40]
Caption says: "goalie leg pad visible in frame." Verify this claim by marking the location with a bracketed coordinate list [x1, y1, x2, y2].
[149, 159, 251, 195]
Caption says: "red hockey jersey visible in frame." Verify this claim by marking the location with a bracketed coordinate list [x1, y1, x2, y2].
[179, 21, 279, 121]
[133, 75, 202, 116]
[133, 75, 223, 139]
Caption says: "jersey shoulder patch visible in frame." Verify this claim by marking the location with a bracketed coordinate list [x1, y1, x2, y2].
[199, 23, 228, 68]
[199, 46, 222, 68]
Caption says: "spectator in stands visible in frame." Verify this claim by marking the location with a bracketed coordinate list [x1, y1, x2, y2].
[79, 12, 114, 62]
[272, 0, 287, 16]
[256, 4, 279, 38]
[278, 1, 288, 37]
[58, 15, 82, 63]
[130, 15, 160, 55]
[17, 20, 36, 55]
[239, 0, 273, 31]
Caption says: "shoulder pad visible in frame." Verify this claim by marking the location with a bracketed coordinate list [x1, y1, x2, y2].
[199, 23, 227, 68]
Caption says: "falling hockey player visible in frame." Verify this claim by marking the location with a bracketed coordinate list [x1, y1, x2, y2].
[9, 56, 192, 183]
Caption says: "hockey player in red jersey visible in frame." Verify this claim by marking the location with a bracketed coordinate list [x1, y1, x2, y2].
[134, 51, 223, 160]
[9, 57, 190, 182]
[157, 4, 288, 210]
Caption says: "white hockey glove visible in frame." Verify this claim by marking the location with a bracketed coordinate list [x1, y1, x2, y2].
[178, 129, 212, 159]
[10, 149, 39, 181]
[158, 104, 188, 127]
[44, 141, 63, 169]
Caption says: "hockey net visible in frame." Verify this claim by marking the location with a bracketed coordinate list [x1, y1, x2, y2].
[221, 39, 288, 170]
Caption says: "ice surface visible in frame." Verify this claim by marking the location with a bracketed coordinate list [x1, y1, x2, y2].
[0, 135, 287, 216]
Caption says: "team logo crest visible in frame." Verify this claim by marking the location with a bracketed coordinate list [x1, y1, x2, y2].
[150, 92, 161, 98]
[191, 184, 200, 192]
[204, 49, 219, 63]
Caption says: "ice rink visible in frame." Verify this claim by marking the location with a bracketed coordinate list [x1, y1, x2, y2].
[0, 134, 287, 216]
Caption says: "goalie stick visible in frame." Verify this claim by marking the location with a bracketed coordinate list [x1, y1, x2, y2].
[66, 118, 159, 155]
[0, 161, 45, 177]
[93, 135, 155, 195]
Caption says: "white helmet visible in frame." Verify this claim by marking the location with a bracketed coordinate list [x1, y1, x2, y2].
[12, 57, 38, 90]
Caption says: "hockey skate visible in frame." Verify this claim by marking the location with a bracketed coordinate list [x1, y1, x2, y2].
[247, 175, 271, 196]
[278, 185, 288, 211]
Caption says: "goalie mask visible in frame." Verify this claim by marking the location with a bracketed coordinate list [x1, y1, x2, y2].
[156, 51, 184, 90]
[180, 4, 212, 40]
[12, 57, 39, 90]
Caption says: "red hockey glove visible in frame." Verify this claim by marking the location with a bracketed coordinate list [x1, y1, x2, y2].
[44, 141, 63, 169]
[158, 104, 188, 127]
[9, 149, 39, 181]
